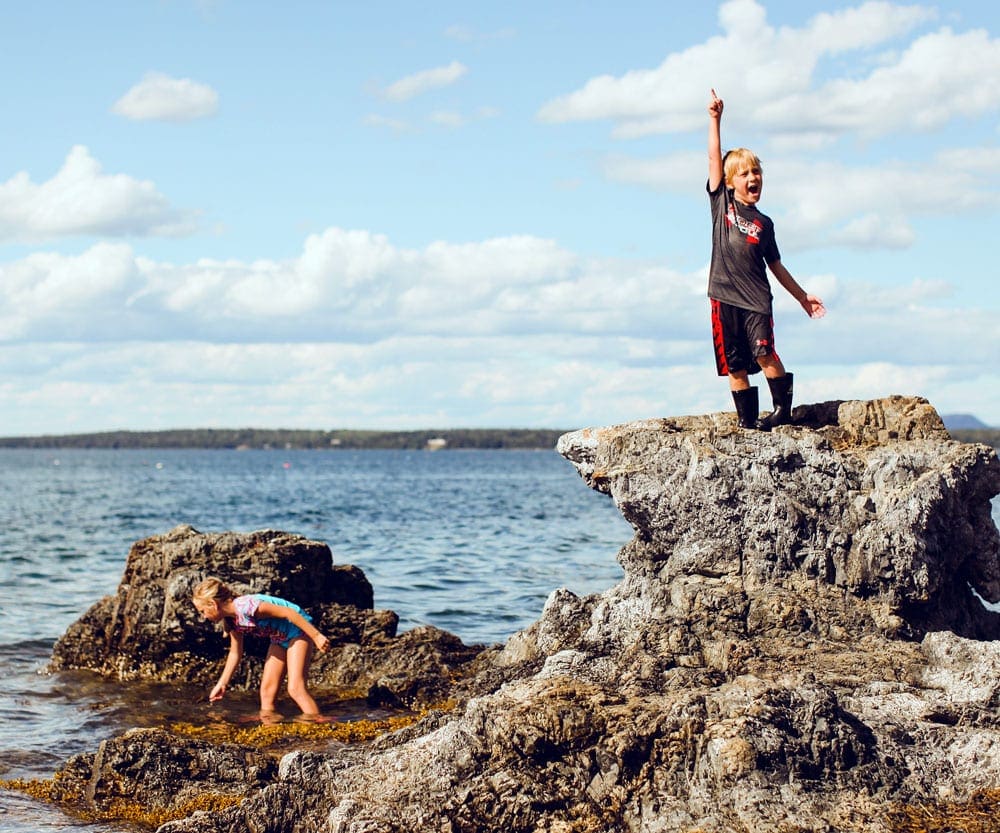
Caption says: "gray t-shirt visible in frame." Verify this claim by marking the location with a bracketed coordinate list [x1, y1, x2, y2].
[707, 180, 780, 314]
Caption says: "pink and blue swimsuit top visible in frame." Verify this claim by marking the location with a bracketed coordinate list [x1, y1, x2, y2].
[231, 594, 312, 648]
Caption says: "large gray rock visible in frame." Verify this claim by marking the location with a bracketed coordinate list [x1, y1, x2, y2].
[556, 396, 999, 635]
[32, 398, 1000, 832]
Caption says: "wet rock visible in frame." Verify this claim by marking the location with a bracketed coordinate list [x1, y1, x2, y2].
[50, 525, 484, 708]
[44, 728, 276, 827]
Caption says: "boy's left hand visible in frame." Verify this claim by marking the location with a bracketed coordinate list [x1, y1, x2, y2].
[801, 295, 826, 318]
[708, 88, 723, 118]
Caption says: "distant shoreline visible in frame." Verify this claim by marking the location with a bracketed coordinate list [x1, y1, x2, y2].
[1, 426, 995, 452]
[0, 427, 571, 451]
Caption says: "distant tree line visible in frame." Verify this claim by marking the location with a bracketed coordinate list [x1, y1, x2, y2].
[2, 426, 994, 452]
[0, 427, 570, 451]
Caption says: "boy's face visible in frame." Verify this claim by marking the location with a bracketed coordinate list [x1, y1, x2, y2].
[730, 164, 763, 206]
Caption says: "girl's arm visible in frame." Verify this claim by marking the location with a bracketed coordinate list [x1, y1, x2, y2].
[769, 260, 826, 319]
[256, 600, 330, 653]
[209, 631, 244, 702]
[708, 88, 724, 192]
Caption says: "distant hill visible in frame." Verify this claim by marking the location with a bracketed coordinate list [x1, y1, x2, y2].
[942, 413, 992, 430]
[0, 427, 569, 451]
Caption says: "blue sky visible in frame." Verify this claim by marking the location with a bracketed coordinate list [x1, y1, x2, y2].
[1, 0, 998, 435]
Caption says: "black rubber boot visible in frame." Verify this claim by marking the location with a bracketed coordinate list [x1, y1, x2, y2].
[732, 387, 761, 429]
[758, 373, 794, 430]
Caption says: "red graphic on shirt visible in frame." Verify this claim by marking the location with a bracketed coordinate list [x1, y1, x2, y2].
[726, 206, 762, 245]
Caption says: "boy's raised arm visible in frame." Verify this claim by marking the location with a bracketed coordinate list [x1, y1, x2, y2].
[708, 88, 724, 192]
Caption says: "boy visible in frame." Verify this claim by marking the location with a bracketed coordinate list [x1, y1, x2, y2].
[707, 88, 825, 430]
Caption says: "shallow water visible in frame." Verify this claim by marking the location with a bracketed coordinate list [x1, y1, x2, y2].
[0, 448, 632, 831]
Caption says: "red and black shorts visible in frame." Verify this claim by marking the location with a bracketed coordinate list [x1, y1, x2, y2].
[711, 299, 780, 377]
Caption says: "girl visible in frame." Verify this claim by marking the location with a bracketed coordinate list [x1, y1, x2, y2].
[192, 577, 330, 717]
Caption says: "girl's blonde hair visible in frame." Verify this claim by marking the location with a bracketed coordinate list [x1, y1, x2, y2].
[193, 577, 235, 604]
[723, 147, 763, 187]
[193, 577, 236, 632]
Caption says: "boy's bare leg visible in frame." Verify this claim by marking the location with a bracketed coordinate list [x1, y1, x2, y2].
[728, 370, 751, 391]
[758, 354, 787, 378]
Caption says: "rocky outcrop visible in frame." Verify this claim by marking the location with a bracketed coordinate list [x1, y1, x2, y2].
[41, 728, 277, 827]
[50, 525, 484, 708]
[33, 397, 1000, 832]
[548, 396, 1000, 642]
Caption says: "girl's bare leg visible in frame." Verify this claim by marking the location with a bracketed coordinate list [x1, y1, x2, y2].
[259, 645, 288, 714]
[284, 638, 320, 715]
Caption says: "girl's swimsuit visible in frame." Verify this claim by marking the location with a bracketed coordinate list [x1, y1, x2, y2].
[231, 594, 312, 649]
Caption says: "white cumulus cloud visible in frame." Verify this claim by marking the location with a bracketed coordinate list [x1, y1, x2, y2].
[2, 226, 991, 375]
[112, 71, 219, 122]
[0, 229, 698, 345]
[757, 26, 1000, 138]
[0, 146, 197, 242]
[537, 0, 959, 140]
[0, 243, 143, 340]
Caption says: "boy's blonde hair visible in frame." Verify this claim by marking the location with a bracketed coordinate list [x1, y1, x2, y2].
[723, 148, 763, 187]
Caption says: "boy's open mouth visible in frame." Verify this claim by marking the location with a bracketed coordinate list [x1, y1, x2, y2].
[748, 183, 760, 194]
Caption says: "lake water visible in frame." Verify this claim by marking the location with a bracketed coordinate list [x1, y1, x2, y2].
[0, 447, 632, 831]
